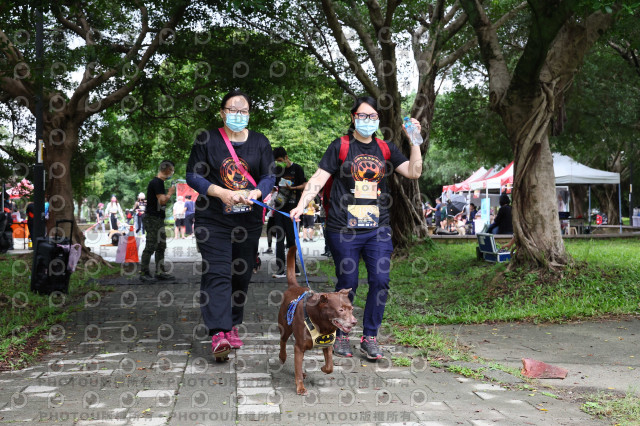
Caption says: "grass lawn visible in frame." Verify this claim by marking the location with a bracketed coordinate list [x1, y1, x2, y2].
[0, 253, 117, 370]
[582, 391, 640, 426]
[318, 238, 640, 355]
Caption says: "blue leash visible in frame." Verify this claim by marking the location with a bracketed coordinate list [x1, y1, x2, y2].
[250, 199, 310, 288]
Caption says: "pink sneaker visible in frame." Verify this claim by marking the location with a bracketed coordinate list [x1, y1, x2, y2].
[225, 326, 244, 349]
[211, 332, 231, 359]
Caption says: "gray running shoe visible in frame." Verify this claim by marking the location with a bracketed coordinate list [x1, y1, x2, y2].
[333, 335, 353, 357]
[360, 336, 383, 360]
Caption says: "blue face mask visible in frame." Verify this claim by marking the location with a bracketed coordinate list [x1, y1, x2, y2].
[225, 113, 249, 132]
[355, 119, 379, 138]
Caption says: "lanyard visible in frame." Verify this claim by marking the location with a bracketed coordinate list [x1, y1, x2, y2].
[218, 128, 257, 187]
[250, 199, 310, 289]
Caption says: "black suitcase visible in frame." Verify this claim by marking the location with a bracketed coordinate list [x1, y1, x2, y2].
[30, 219, 74, 294]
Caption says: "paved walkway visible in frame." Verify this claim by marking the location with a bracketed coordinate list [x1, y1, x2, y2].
[0, 236, 605, 425]
[436, 319, 640, 396]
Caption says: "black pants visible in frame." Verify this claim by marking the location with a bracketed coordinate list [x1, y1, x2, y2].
[135, 214, 145, 234]
[110, 214, 118, 230]
[266, 215, 276, 248]
[196, 221, 261, 335]
[185, 213, 195, 235]
[274, 212, 296, 275]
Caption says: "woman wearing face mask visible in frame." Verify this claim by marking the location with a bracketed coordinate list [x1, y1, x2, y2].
[186, 89, 275, 361]
[290, 96, 423, 360]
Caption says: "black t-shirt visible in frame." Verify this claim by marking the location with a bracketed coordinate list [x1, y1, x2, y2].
[186, 129, 274, 231]
[495, 204, 513, 234]
[146, 177, 167, 218]
[318, 135, 408, 233]
[274, 163, 306, 212]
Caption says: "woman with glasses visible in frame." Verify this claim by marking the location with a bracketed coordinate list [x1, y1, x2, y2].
[290, 96, 423, 360]
[186, 89, 275, 361]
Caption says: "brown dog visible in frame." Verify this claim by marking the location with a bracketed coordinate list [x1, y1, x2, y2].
[277, 245, 357, 395]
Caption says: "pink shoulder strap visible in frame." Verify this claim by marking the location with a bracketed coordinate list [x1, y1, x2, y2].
[218, 128, 257, 187]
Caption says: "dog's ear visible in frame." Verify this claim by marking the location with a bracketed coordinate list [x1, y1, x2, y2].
[319, 294, 328, 304]
[338, 289, 350, 295]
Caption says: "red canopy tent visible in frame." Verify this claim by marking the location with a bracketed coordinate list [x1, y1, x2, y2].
[442, 167, 491, 193]
[455, 168, 494, 192]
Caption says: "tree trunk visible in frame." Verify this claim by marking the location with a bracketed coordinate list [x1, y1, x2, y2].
[593, 184, 620, 225]
[76, 195, 84, 222]
[569, 185, 587, 218]
[378, 80, 433, 249]
[505, 89, 569, 270]
[43, 121, 100, 261]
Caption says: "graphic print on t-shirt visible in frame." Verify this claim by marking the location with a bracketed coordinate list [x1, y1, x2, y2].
[351, 154, 385, 182]
[220, 157, 250, 190]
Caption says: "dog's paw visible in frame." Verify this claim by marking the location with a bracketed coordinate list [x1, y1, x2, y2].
[296, 386, 308, 396]
[321, 365, 333, 374]
[302, 372, 307, 379]
[279, 354, 286, 364]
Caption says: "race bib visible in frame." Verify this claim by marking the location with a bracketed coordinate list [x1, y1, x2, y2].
[354, 181, 378, 200]
[347, 205, 379, 228]
[223, 190, 252, 214]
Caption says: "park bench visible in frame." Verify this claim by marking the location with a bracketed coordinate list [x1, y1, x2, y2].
[476, 233, 511, 263]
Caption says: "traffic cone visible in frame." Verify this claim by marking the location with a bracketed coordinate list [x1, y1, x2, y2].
[125, 226, 139, 263]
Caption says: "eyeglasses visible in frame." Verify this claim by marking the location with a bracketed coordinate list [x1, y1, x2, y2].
[223, 108, 250, 116]
[353, 113, 379, 120]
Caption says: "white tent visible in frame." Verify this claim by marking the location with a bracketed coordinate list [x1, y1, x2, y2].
[552, 153, 620, 185]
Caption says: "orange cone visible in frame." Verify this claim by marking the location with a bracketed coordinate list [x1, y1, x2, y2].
[125, 226, 139, 263]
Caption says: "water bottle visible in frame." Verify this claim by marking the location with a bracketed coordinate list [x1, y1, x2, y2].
[404, 117, 423, 146]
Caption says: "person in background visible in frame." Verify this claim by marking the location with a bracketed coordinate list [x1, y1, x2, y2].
[140, 160, 176, 282]
[302, 198, 319, 242]
[557, 194, 567, 212]
[84, 202, 106, 234]
[271, 147, 306, 278]
[318, 200, 331, 257]
[487, 193, 513, 235]
[434, 197, 442, 228]
[26, 201, 35, 240]
[173, 195, 187, 239]
[2, 192, 14, 251]
[290, 96, 423, 360]
[264, 186, 278, 254]
[184, 195, 195, 237]
[106, 195, 125, 231]
[186, 89, 275, 361]
[468, 203, 477, 235]
[455, 212, 467, 235]
[133, 193, 147, 236]
[423, 202, 434, 226]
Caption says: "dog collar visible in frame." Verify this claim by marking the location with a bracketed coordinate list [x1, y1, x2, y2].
[302, 293, 336, 348]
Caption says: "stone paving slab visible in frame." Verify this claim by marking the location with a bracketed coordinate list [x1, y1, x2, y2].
[0, 242, 610, 425]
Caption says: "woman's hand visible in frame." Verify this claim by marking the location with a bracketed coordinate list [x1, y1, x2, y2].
[289, 205, 304, 222]
[217, 188, 240, 206]
[244, 189, 262, 205]
[402, 117, 422, 139]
